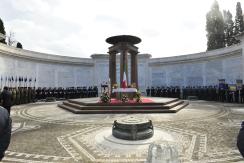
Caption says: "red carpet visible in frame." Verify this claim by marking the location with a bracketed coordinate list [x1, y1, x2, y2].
[99, 98, 154, 104]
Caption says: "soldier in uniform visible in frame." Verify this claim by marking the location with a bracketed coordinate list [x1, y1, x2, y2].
[31, 87, 36, 102]
[241, 85, 244, 103]
[146, 86, 150, 96]
[27, 87, 32, 103]
[23, 87, 28, 104]
[10, 88, 15, 105]
[151, 87, 155, 97]
[16, 87, 20, 105]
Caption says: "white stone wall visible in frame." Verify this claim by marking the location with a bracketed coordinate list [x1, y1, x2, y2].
[149, 45, 243, 87]
[0, 40, 244, 91]
[0, 44, 94, 88]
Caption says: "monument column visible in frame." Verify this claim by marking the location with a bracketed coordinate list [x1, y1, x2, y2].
[131, 51, 138, 88]
[109, 51, 117, 88]
[106, 35, 141, 89]
[120, 49, 128, 86]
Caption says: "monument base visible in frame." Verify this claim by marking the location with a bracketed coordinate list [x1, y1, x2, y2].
[58, 97, 188, 114]
[112, 117, 154, 140]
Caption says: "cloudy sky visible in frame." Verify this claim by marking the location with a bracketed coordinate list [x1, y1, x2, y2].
[0, 0, 242, 58]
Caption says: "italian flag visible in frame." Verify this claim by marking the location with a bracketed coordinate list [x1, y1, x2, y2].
[122, 71, 127, 89]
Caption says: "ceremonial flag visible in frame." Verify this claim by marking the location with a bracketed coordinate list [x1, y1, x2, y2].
[122, 71, 127, 89]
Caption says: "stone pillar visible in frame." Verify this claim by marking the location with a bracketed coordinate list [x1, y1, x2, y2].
[131, 52, 138, 88]
[120, 49, 128, 86]
[109, 51, 117, 88]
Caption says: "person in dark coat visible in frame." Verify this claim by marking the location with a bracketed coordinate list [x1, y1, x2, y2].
[0, 106, 12, 161]
[0, 87, 13, 114]
[237, 121, 244, 157]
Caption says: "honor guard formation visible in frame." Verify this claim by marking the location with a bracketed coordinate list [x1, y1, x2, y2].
[146, 84, 244, 103]
[0, 76, 98, 107]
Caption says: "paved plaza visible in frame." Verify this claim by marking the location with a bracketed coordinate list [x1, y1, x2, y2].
[2, 100, 244, 163]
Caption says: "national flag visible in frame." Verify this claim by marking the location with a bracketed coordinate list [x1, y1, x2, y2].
[121, 71, 127, 89]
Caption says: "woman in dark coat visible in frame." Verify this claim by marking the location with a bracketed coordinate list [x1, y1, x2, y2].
[237, 121, 244, 157]
[0, 106, 12, 161]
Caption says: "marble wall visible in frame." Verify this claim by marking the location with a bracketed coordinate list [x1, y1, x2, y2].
[0, 41, 243, 92]
[0, 44, 94, 88]
[149, 46, 243, 87]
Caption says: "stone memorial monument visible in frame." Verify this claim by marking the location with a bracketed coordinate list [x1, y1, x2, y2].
[112, 117, 154, 140]
[106, 35, 141, 90]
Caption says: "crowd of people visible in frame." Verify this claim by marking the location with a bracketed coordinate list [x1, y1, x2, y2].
[146, 86, 181, 99]
[35, 86, 98, 100]
[0, 86, 98, 106]
[146, 85, 244, 103]
[182, 86, 244, 103]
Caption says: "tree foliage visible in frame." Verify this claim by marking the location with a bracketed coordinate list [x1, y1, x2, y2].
[234, 2, 244, 43]
[16, 42, 23, 49]
[223, 10, 236, 46]
[235, 2, 244, 35]
[7, 31, 15, 46]
[0, 18, 6, 44]
[206, 0, 225, 51]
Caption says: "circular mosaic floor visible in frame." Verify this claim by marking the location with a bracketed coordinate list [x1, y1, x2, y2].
[2, 100, 244, 162]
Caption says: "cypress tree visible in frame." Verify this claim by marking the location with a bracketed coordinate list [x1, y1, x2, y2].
[235, 2, 244, 35]
[0, 18, 6, 44]
[206, 0, 225, 51]
[223, 10, 236, 46]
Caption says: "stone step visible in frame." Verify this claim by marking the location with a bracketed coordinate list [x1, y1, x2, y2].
[169, 101, 189, 113]
[58, 102, 187, 114]
[163, 100, 184, 109]
[67, 98, 179, 106]
[62, 100, 185, 110]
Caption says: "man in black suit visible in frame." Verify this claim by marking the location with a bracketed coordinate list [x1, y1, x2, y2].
[0, 87, 12, 114]
[237, 121, 244, 157]
[0, 106, 12, 161]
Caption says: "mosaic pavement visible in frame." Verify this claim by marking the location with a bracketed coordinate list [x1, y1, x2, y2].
[1, 100, 244, 162]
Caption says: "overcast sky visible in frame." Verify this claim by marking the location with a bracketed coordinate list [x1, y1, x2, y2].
[0, 0, 242, 58]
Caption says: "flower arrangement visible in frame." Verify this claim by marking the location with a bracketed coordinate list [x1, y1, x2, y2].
[135, 91, 142, 103]
[121, 94, 129, 103]
[112, 83, 118, 89]
[131, 83, 136, 88]
[100, 92, 111, 103]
